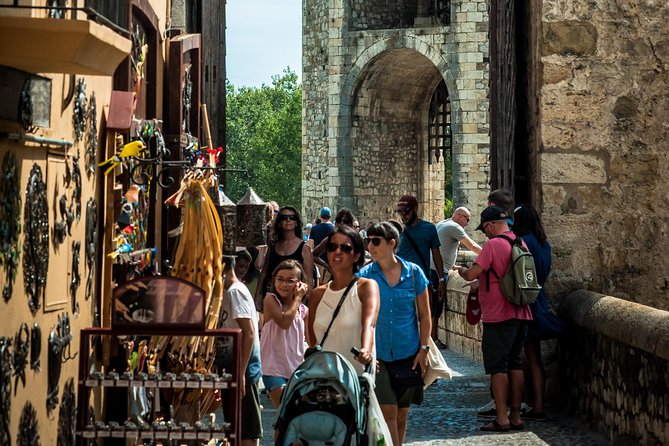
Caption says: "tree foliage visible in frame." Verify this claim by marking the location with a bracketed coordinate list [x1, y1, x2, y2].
[225, 69, 302, 208]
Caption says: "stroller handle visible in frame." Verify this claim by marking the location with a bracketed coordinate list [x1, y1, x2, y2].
[350, 347, 373, 374]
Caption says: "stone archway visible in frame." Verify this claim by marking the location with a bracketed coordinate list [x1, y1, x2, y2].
[336, 42, 460, 223]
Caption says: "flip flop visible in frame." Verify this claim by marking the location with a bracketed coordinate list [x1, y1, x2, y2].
[480, 420, 510, 432]
[510, 422, 525, 430]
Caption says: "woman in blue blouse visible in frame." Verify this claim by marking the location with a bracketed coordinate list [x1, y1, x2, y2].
[358, 221, 432, 446]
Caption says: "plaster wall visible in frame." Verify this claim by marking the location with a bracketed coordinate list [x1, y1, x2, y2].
[540, 0, 669, 307]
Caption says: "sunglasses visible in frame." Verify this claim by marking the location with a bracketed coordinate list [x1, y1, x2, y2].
[365, 237, 383, 246]
[326, 242, 354, 253]
[278, 214, 298, 221]
[395, 209, 412, 216]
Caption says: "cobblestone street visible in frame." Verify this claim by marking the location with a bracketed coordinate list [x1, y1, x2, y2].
[260, 348, 609, 446]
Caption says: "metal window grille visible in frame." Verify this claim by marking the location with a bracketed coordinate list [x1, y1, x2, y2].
[428, 80, 451, 164]
[428, 0, 451, 24]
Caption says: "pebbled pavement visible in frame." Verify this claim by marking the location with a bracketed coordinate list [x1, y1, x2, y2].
[260, 348, 609, 445]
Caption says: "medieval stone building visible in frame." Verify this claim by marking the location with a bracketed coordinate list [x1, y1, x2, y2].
[302, 0, 490, 224]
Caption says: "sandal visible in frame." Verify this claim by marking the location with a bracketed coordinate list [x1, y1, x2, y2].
[510, 422, 525, 430]
[480, 420, 510, 432]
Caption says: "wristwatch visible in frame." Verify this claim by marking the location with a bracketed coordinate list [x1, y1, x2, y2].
[420, 344, 430, 352]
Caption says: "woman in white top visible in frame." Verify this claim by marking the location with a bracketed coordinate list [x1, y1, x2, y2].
[259, 260, 309, 407]
[307, 226, 380, 375]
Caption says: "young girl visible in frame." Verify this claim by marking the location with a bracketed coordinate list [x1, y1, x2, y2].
[259, 260, 309, 407]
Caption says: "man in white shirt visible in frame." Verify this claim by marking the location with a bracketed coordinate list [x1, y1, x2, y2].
[436, 207, 482, 275]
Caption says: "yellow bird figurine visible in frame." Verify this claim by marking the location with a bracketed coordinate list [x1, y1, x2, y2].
[98, 140, 146, 175]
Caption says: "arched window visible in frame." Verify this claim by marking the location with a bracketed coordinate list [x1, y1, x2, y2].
[428, 79, 451, 165]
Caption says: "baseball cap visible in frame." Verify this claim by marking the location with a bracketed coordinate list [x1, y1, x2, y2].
[396, 195, 418, 212]
[320, 207, 332, 218]
[475, 206, 509, 231]
[305, 223, 313, 229]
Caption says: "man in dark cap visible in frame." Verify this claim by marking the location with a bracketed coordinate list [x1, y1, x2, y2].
[456, 206, 533, 433]
[394, 194, 445, 341]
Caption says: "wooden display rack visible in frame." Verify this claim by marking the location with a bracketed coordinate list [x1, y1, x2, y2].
[75, 327, 242, 445]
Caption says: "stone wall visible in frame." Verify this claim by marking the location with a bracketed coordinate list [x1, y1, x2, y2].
[558, 290, 669, 445]
[540, 1, 669, 307]
[441, 270, 483, 362]
[349, 0, 418, 30]
[302, 0, 491, 224]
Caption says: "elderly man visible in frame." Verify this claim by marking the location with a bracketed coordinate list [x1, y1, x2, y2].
[436, 207, 482, 275]
[456, 206, 533, 432]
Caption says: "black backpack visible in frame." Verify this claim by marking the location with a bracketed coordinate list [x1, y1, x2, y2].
[486, 235, 541, 306]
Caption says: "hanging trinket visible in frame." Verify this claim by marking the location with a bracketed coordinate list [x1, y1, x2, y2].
[30, 324, 41, 372]
[72, 78, 87, 143]
[0, 337, 11, 446]
[57, 378, 76, 446]
[84, 198, 97, 300]
[85, 92, 98, 177]
[12, 324, 29, 395]
[47, 313, 75, 413]
[0, 152, 21, 302]
[54, 194, 68, 245]
[72, 150, 82, 221]
[16, 402, 39, 446]
[70, 240, 80, 315]
[23, 164, 49, 314]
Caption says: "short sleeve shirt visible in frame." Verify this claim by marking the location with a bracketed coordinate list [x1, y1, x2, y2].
[396, 219, 440, 277]
[219, 281, 262, 383]
[436, 219, 466, 272]
[474, 231, 533, 324]
[358, 258, 429, 361]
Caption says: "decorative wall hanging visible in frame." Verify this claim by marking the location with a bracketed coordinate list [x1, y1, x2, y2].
[85, 92, 98, 177]
[54, 194, 68, 245]
[72, 78, 87, 143]
[182, 64, 192, 132]
[70, 240, 80, 315]
[23, 164, 49, 314]
[72, 150, 82, 221]
[84, 198, 97, 300]
[30, 324, 41, 372]
[47, 313, 75, 413]
[57, 378, 75, 446]
[0, 336, 11, 446]
[16, 402, 39, 446]
[12, 323, 29, 395]
[0, 152, 21, 301]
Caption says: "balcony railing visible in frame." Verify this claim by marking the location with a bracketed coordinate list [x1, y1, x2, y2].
[0, 0, 130, 37]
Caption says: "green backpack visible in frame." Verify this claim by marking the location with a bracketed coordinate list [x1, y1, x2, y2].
[486, 234, 541, 306]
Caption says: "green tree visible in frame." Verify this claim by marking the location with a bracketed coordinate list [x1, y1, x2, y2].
[225, 69, 302, 209]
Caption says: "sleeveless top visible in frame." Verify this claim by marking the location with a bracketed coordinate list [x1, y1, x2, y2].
[313, 281, 375, 376]
[259, 294, 307, 378]
[261, 241, 306, 295]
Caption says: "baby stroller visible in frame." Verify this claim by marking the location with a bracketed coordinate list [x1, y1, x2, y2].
[274, 350, 383, 446]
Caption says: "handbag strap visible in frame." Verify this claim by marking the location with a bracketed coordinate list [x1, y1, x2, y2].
[318, 277, 358, 348]
[403, 225, 430, 274]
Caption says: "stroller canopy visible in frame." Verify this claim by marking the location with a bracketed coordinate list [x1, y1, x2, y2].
[277, 351, 364, 432]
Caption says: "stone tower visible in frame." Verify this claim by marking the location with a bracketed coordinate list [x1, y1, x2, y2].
[302, 0, 491, 223]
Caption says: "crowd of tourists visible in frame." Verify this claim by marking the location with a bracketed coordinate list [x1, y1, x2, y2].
[219, 190, 565, 446]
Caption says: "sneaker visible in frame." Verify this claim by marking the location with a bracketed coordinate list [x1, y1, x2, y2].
[520, 403, 533, 415]
[523, 408, 547, 420]
[477, 400, 497, 417]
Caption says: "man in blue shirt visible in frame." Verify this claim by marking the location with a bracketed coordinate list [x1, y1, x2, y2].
[395, 195, 445, 340]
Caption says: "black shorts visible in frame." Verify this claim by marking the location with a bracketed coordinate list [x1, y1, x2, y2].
[482, 319, 527, 375]
[376, 360, 424, 408]
[241, 380, 263, 440]
[428, 269, 444, 319]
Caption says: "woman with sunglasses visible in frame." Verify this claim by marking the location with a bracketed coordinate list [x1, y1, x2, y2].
[255, 206, 314, 311]
[259, 260, 310, 407]
[358, 221, 432, 446]
[307, 226, 380, 376]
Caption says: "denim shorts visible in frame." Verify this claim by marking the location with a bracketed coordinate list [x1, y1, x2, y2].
[262, 375, 289, 392]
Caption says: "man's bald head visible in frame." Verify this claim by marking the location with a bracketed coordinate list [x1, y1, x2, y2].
[451, 206, 472, 228]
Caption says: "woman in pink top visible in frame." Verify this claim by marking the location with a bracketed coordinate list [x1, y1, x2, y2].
[259, 260, 309, 407]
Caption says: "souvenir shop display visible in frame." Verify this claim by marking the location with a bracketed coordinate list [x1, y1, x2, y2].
[12, 323, 29, 395]
[16, 402, 39, 446]
[85, 91, 98, 177]
[0, 152, 21, 302]
[30, 323, 41, 371]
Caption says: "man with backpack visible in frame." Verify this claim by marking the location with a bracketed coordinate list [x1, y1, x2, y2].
[456, 206, 534, 432]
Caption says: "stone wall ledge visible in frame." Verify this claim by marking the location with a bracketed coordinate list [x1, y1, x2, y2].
[559, 289, 669, 360]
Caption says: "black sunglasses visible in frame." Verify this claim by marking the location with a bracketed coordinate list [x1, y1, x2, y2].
[365, 237, 383, 246]
[326, 242, 354, 253]
[278, 214, 298, 221]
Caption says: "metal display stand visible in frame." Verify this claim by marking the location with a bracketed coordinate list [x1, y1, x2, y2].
[75, 327, 242, 445]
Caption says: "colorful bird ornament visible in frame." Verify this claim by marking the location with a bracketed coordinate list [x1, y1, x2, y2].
[98, 140, 146, 175]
